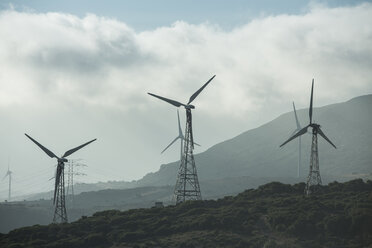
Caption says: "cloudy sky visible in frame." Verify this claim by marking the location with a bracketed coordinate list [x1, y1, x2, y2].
[0, 0, 371, 199]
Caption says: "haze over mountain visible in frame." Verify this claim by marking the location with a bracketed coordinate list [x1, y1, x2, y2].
[1, 3, 372, 199]
[136, 94, 372, 187]
[2, 94, 371, 233]
[22, 94, 372, 200]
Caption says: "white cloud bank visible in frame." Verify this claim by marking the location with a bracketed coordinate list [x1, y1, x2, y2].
[0, 3, 371, 198]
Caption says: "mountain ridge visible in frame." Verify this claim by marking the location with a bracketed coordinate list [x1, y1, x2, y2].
[135, 94, 372, 187]
[19, 94, 372, 200]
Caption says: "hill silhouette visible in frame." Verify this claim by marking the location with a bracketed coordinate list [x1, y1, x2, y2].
[4, 94, 371, 234]
[22, 94, 372, 199]
[1, 179, 371, 248]
[136, 94, 372, 187]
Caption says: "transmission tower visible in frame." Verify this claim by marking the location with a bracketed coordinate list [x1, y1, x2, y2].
[66, 160, 74, 201]
[66, 160, 87, 206]
[305, 129, 322, 195]
[174, 108, 202, 204]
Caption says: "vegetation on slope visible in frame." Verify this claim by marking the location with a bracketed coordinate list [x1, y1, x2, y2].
[1, 179, 371, 248]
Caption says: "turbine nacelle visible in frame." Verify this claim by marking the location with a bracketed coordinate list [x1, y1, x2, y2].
[58, 158, 68, 163]
[185, 105, 195, 109]
[310, 123, 321, 129]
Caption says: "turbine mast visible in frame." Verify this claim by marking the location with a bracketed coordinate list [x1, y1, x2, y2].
[305, 128, 321, 194]
[298, 136, 301, 178]
[174, 108, 202, 203]
[6, 159, 12, 202]
[53, 162, 67, 223]
[8, 171, 12, 202]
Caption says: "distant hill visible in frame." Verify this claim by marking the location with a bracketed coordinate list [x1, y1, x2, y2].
[136, 94, 372, 187]
[23, 95, 372, 201]
[1, 179, 371, 248]
[2, 176, 307, 233]
[5, 94, 371, 234]
[0, 186, 172, 234]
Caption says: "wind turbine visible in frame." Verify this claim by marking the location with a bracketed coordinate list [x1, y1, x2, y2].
[161, 109, 200, 160]
[280, 79, 336, 195]
[148, 75, 215, 204]
[25, 134, 96, 223]
[3, 160, 12, 202]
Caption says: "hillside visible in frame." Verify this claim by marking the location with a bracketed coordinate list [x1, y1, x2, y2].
[1, 179, 371, 248]
[136, 94, 372, 187]
[22, 95, 372, 201]
[4, 94, 371, 235]
[1, 176, 307, 233]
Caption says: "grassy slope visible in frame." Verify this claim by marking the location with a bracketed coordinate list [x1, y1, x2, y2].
[1, 179, 371, 248]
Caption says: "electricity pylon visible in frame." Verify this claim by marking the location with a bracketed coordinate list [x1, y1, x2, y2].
[66, 159, 87, 206]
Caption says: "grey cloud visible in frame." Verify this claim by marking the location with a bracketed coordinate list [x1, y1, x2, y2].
[0, 4, 372, 199]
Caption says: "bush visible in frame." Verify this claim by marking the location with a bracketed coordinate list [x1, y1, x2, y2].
[84, 233, 109, 247]
[324, 215, 351, 235]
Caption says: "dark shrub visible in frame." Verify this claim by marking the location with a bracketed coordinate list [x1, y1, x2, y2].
[84, 233, 109, 247]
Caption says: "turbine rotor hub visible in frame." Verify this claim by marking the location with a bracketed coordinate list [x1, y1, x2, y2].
[310, 123, 320, 129]
[185, 105, 195, 109]
[58, 158, 68, 163]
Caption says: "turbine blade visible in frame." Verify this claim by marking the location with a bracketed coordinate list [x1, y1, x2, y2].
[317, 127, 337, 149]
[309, 79, 314, 124]
[290, 129, 298, 137]
[53, 166, 61, 204]
[25, 134, 58, 159]
[62, 139, 97, 158]
[161, 136, 180, 154]
[193, 141, 201, 147]
[177, 109, 183, 137]
[148, 93, 186, 107]
[292, 102, 301, 129]
[280, 125, 309, 147]
[188, 75, 215, 105]
[188, 111, 194, 148]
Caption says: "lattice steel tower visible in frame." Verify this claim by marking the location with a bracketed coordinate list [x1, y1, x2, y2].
[174, 108, 202, 203]
[66, 160, 87, 206]
[280, 79, 336, 195]
[305, 127, 322, 194]
[53, 163, 67, 223]
[67, 160, 74, 201]
[148, 75, 215, 204]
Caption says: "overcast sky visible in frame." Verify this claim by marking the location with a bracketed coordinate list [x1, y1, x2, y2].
[0, 0, 372, 199]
